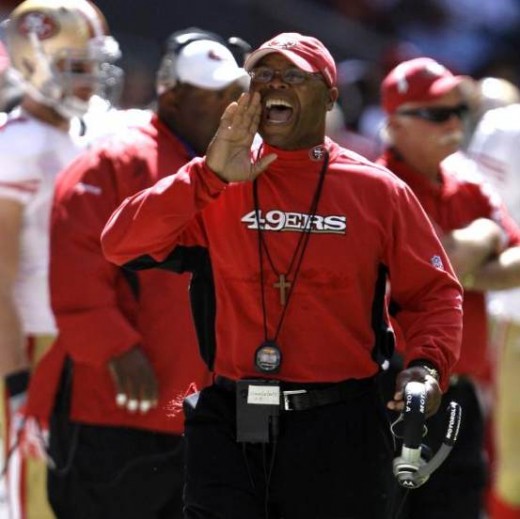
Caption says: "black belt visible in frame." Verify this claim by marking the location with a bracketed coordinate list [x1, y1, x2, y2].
[214, 375, 375, 411]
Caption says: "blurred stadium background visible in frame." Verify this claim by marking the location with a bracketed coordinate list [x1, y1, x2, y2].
[2, 0, 519, 129]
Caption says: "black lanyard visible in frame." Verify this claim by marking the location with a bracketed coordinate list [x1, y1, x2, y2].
[253, 148, 330, 347]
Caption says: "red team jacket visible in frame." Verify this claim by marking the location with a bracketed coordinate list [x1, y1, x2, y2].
[379, 150, 520, 383]
[26, 115, 211, 433]
[102, 138, 463, 390]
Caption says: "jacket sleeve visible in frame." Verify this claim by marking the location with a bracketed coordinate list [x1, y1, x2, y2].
[50, 150, 142, 368]
[101, 157, 227, 266]
[386, 181, 464, 390]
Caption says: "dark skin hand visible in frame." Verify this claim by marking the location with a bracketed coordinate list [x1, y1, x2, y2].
[108, 346, 158, 414]
[206, 92, 277, 181]
[387, 366, 442, 418]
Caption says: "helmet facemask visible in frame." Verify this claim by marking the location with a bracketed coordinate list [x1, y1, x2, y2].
[24, 32, 123, 118]
[4, 0, 123, 119]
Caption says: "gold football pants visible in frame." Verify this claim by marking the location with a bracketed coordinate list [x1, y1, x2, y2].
[491, 318, 520, 507]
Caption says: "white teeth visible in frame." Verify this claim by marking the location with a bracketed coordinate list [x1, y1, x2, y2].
[265, 98, 292, 109]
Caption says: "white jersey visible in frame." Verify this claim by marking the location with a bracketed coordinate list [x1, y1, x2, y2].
[0, 105, 132, 336]
[468, 104, 520, 321]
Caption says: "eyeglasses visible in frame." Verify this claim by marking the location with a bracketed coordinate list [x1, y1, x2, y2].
[396, 103, 469, 123]
[249, 66, 324, 85]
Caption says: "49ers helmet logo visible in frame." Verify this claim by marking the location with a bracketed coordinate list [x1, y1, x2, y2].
[268, 37, 297, 49]
[18, 11, 58, 40]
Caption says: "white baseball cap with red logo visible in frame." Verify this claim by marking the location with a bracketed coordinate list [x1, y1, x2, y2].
[176, 39, 249, 90]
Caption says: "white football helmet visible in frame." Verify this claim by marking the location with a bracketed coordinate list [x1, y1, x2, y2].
[3, 0, 122, 118]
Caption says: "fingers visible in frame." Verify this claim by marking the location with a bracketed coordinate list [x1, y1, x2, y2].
[244, 92, 261, 135]
[109, 350, 158, 414]
[219, 92, 261, 137]
[126, 399, 139, 412]
[424, 377, 442, 417]
[116, 391, 157, 414]
[219, 100, 239, 129]
[109, 363, 126, 408]
[138, 375, 158, 414]
[118, 377, 158, 414]
[387, 373, 441, 417]
[139, 400, 152, 413]
[386, 390, 404, 412]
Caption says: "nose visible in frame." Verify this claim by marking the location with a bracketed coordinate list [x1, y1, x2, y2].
[267, 72, 289, 89]
[446, 112, 464, 127]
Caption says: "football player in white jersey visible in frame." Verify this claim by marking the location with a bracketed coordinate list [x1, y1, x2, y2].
[468, 101, 520, 519]
[0, 1, 122, 518]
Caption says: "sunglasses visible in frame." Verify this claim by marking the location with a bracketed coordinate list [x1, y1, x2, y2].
[396, 103, 469, 123]
[249, 66, 324, 85]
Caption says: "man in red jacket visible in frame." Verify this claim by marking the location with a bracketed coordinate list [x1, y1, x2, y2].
[24, 28, 249, 519]
[101, 33, 463, 519]
[377, 57, 520, 519]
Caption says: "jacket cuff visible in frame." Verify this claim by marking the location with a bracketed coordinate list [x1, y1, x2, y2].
[201, 159, 229, 190]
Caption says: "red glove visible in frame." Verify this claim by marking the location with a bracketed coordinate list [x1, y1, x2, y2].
[17, 414, 50, 463]
[5, 369, 51, 464]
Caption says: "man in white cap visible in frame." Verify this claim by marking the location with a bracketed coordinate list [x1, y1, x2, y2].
[24, 27, 249, 519]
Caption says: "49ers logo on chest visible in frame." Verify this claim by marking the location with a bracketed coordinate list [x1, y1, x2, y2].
[241, 209, 346, 234]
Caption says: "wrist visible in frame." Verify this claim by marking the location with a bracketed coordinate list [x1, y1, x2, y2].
[204, 158, 228, 183]
[407, 360, 440, 382]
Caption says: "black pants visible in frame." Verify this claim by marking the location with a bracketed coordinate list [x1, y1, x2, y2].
[47, 419, 185, 519]
[183, 381, 396, 519]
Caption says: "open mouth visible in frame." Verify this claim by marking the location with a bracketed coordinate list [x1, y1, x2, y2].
[264, 98, 294, 124]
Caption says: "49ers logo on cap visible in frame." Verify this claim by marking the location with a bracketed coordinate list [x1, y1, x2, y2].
[395, 61, 448, 94]
[18, 11, 58, 40]
[310, 145, 326, 160]
[208, 49, 225, 62]
[267, 36, 299, 49]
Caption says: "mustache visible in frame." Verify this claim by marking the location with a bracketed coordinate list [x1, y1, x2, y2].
[438, 131, 464, 146]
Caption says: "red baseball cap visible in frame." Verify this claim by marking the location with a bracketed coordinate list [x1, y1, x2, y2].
[244, 32, 337, 87]
[381, 57, 468, 113]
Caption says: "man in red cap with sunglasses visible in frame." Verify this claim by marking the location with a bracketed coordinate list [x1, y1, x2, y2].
[101, 34, 464, 518]
[378, 57, 520, 519]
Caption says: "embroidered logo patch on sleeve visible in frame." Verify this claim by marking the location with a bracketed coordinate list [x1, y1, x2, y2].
[430, 255, 444, 270]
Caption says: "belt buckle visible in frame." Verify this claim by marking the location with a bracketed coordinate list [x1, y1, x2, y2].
[283, 389, 307, 411]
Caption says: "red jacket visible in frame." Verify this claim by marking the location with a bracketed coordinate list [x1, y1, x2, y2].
[378, 150, 520, 383]
[26, 115, 211, 433]
[102, 139, 463, 389]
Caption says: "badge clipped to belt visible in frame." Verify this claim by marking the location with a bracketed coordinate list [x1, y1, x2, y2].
[236, 379, 280, 443]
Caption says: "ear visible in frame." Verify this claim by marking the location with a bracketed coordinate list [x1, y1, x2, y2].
[381, 117, 397, 146]
[157, 86, 182, 116]
[326, 87, 339, 111]
[158, 83, 181, 101]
